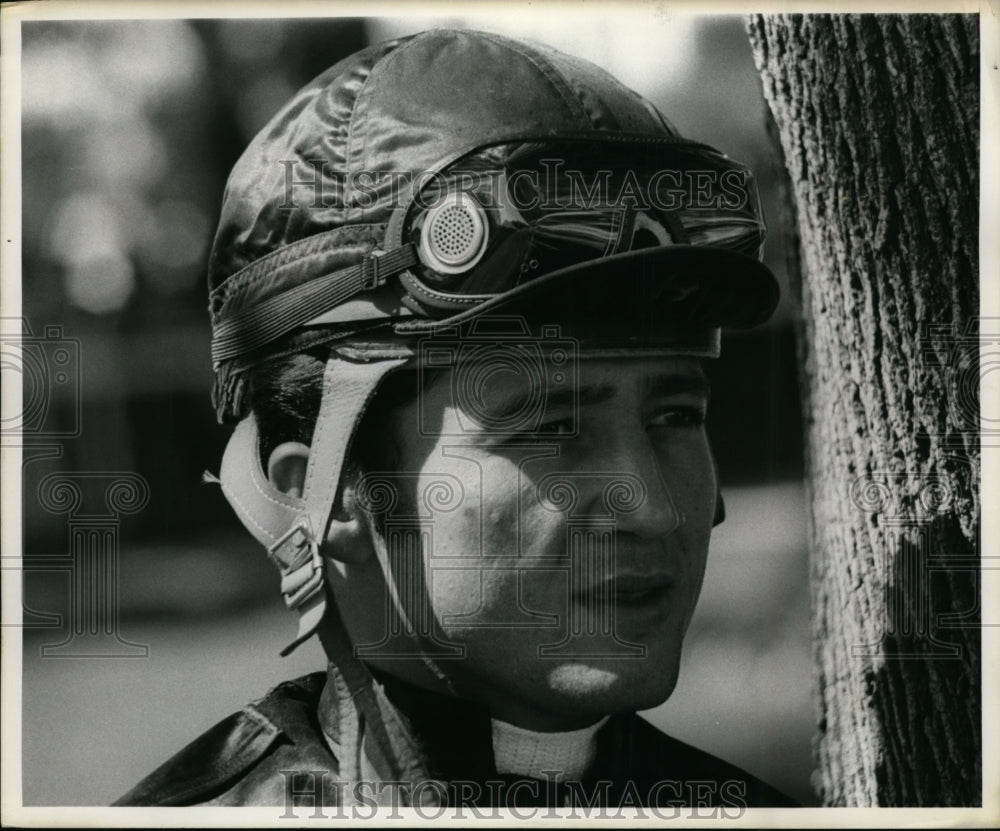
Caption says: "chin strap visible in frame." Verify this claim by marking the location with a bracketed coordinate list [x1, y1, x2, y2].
[215, 353, 439, 805]
[217, 355, 408, 655]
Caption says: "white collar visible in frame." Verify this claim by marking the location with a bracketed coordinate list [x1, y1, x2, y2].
[491, 716, 610, 780]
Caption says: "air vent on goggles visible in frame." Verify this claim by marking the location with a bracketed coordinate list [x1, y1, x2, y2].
[210, 137, 766, 366]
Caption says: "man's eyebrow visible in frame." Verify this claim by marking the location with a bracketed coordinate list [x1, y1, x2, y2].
[487, 384, 615, 421]
[645, 373, 711, 401]
[484, 373, 709, 422]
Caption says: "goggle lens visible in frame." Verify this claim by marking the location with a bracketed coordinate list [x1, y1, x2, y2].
[401, 140, 766, 306]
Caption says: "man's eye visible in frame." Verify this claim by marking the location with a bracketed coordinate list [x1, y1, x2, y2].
[648, 406, 706, 429]
[494, 417, 576, 447]
[535, 417, 576, 437]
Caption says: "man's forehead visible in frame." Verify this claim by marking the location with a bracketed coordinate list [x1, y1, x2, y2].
[451, 354, 709, 414]
[573, 354, 708, 385]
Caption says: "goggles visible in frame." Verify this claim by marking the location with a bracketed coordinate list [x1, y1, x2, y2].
[210, 137, 767, 366]
[388, 138, 766, 316]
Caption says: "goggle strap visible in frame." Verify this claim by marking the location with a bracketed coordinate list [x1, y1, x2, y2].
[211, 244, 418, 364]
[661, 210, 690, 244]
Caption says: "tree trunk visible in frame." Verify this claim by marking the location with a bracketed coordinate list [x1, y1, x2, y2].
[745, 14, 980, 806]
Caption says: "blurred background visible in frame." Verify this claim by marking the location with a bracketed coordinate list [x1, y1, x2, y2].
[17, 13, 814, 806]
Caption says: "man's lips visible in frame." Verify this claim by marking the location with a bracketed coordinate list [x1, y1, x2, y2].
[572, 573, 675, 608]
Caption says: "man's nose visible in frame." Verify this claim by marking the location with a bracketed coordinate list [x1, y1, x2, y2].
[584, 430, 684, 539]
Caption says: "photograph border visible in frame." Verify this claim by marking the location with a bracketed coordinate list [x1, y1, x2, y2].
[1, 0, 996, 826]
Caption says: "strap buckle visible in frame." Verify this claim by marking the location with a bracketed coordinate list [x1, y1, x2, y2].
[361, 249, 387, 290]
[268, 519, 324, 612]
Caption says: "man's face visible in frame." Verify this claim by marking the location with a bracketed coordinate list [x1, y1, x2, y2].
[357, 353, 716, 730]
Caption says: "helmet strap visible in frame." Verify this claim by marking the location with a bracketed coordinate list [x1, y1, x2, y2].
[217, 355, 408, 655]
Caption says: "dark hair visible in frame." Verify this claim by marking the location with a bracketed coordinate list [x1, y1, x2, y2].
[246, 348, 431, 476]
[246, 349, 326, 469]
[246, 351, 449, 553]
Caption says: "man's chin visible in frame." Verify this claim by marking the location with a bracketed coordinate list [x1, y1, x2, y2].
[547, 658, 680, 714]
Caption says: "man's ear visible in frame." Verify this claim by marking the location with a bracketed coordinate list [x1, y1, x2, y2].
[266, 441, 375, 566]
[267, 442, 310, 499]
[713, 490, 725, 527]
[709, 449, 725, 527]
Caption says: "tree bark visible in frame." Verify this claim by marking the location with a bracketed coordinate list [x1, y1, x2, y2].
[745, 15, 980, 806]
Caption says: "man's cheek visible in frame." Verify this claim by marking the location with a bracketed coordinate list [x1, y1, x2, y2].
[482, 499, 518, 546]
[431, 570, 475, 618]
[514, 498, 566, 560]
[519, 567, 572, 624]
[430, 565, 531, 637]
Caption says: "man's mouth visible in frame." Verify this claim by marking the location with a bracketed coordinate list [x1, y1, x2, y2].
[572, 574, 674, 614]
